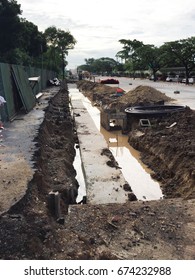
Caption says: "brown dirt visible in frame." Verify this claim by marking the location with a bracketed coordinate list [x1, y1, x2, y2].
[0, 80, 195, 260]
[117, 85, 173, 107]
[76, 80, 174, 110]
[128, 107, 195, 199]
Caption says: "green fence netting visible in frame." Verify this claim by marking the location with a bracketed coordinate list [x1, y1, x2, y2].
[0, 62, 57, 121]
[11, 64, 36, 113]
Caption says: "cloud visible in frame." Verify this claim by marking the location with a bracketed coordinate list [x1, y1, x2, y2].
[17, 0, 195, 69]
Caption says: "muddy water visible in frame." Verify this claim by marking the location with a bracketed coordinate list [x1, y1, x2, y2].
[102, 126, 163, 200]
[70, 86, 163, 201]
[107, 137, 163, 200]
[73, 145, 86, 203]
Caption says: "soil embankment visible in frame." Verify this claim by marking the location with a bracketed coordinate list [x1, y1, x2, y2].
[0, 80, 195, 260]
[128, 108, 195, 199]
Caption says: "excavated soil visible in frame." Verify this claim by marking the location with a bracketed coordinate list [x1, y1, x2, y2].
[76, 80, 173, 109]
[128, 108, 195, 199]
[0, 80, 195, 260]
[77, 80, 195, 199]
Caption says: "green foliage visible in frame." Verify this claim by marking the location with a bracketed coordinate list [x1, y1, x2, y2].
[44, 26, 76, 77]
[0, 0, 44, 65]
[0, 0, 22, 58]
[162, 37, 195, 83]
[78, 57, 121, 74]
[1, 0, 195, 82]
[20, 19, 47, 58]
[0, 1, 76, 75]
[117, 36, 195, 81]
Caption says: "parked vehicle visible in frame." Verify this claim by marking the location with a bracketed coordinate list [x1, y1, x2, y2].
[100, 78, 119, 84]
[149, 75, 155, 80]
[166, 75, 183, 82]
[181, 78, 194, 84]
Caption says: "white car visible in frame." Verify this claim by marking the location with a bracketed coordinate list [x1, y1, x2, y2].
[166, 75, 182, 82]
[181, 78, 194, 84]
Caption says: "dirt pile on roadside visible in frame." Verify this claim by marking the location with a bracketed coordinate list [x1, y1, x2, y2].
[77, 80, 117, 100]
[108, 85, 174, 112]
[119, 85, 173, 106]
[77, 81, 174, 111]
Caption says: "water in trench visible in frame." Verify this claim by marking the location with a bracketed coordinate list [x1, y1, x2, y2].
[70, 87, 163, 201]
[73, 144, 86, 203]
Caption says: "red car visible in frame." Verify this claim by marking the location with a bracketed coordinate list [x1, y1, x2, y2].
[100, 78, 119, 84]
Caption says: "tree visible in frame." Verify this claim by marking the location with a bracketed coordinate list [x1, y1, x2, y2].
[11, 18, 47, 66]
[162, 37, 195, 84]
[0, 0, 22, 61]
[0, 1, 46, 66]
[78, 57, 119, 75]
[117, 39, 144, 76]
[44, 26, 76, 78]
[117, 39, 144, 62]
[135, 44, 167, 81]
[95, 57, 118, 74]
[78, 58, 96, 72]
[20, 19, 46, 58]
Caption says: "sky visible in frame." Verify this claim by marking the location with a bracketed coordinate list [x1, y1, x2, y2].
[16, 0, 195, 70]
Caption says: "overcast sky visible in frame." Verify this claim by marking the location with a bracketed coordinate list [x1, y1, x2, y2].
[17, 0, 195, 69]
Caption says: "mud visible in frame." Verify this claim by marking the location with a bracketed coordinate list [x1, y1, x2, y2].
[0, 80, 195, 260]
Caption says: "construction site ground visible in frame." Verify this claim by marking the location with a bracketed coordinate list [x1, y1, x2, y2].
[0, 80, 195, 260]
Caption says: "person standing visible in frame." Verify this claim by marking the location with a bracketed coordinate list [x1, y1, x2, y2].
[0, 96, 6, 128]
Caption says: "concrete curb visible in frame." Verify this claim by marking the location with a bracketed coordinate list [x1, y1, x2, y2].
[69, 87, 129, 204]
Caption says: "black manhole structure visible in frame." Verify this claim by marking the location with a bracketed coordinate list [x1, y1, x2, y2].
[125, 105, 186, 115]
[124, 105, 187, 131]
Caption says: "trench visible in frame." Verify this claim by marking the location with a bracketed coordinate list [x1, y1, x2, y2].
[73, 144, 86, 203]
[69, 85, 163, 201]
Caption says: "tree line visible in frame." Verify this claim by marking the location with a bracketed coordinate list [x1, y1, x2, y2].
[0, 0, 76, 78]
[2, 1, 195, 83]
[79, 38, 195, 84]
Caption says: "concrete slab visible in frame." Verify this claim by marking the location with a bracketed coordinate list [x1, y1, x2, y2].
[69, 87, 129, 204]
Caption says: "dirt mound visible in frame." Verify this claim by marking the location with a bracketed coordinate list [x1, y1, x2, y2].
[77, 80, 117, 95]
[119, 85, 173, 105]
[107, 85, 174, 111]
[77, 81, 174, 111]
[77, 80, 120, 105]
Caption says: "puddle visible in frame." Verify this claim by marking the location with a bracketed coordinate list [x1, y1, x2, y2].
[100, 127, 163, 200]
[109, 146, 163, 200]
[70, 86, 163, 201]
[73, 144, 86, 203]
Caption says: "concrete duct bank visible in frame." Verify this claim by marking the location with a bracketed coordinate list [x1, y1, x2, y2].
[101, 105, 187, 132]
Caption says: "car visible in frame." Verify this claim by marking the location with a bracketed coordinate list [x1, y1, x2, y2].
[149, 75, 155, 80]
[100, 78, 119, 84]
[181, 78, 194, 84]
[166, 75, 183, 82]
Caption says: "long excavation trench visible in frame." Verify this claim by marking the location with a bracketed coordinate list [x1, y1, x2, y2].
[69, 85, 163, 203]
